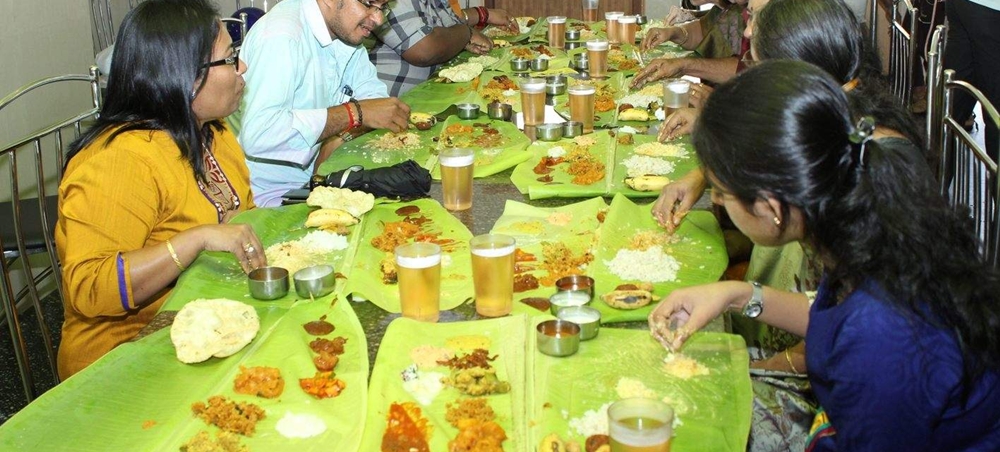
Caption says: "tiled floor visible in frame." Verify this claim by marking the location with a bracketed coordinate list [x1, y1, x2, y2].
[0, 291, 63, 426]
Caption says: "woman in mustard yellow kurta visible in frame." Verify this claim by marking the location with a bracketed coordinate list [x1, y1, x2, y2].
[55, 0, 266, 378]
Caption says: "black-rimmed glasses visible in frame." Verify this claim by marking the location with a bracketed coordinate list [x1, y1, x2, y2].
[201, 46, 240, 69]
[356, 0, 390, 15]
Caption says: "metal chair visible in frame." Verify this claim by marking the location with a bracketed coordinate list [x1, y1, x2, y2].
[1, 67, 102, 402]
[938, 69, 1000, 267]
[888, 0, 919, 108]
[925, 24, 946, 159]
[90, 0, 115, 56]
[236, 0, 280, 12]
[222, 13, 249, 45]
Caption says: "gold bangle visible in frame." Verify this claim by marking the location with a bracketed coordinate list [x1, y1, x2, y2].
[166, 239, 186, 272]
[784, 349, 800, 374]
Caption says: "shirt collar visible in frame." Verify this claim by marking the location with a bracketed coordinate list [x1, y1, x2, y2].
[305, 0, 334, 47]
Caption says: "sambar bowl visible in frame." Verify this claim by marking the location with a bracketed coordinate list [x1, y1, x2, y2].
[293, 264, 336, 299]
[530, 57, 550, 72]
[565, 29, 581, 41]
[562, 121, 584, 138]
[456, 103, 481, 119]
[248, 266, 289, 300]
[556, 305, 601, 340]
[571, 53, 590, 71]
[487, 102, 513, 121]
[510, 57, 530, 72]
[635, 14, 649, 25]
[536, 123, 564, 142]
[565, 41, 584, 50]
[536, 319, 581, 357]
[555, 274, 595, 298]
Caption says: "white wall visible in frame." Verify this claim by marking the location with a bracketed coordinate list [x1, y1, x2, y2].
[645, 0, 684, 21]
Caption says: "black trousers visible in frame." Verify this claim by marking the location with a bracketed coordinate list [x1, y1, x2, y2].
[944, 0, 1000, 161]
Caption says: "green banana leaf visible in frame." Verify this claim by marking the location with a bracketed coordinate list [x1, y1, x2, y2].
[315, 123, 444, 176]
[341, 198, 474, 313]
[589, 194, 728, 323]
[361, 316, 529, 451]
[552, 73, 627, 129]
[400, 77, 481, 115]
[644, 42, 695, 60]
[163, 204, 357, 311]
[527, 325, 752, 452]
[489, 198, 607, 303]
[474, 70, 523, 110]
[430, 116, 532, 180]
[509, 132, 616, 199]
[611, 133, 701, 197]
[0, 298, 369, 451]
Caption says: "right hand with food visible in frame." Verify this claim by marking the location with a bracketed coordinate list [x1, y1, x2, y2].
[651, 168, 706, 231]
[640, 27, 672, 50]
[466, 29, 494, 54]
[193, 223, 267, 274]
[648, 281, 751, 350]
[358, 97, 411, 133]
[657, 107, 700, 142]
[630, 58, 686, 89]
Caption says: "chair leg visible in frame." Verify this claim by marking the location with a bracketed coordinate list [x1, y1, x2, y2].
[11, 265, 61, 385]
[1, 266, 37, 402]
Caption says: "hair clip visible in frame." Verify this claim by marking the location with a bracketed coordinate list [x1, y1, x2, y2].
[848, 116, 876, 168]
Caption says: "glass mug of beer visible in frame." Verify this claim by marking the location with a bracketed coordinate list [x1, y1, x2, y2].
[587, 39, 610, 79]
[608, 398, 674, 452]
[520, 78, 547, 126]
[582, 0, 600, 22]
[439, 148, 474, 211]
[548, 16, 567, 49]
[662, 79, 692, 119]
[617, 15, 638, 45]
[605, 12, 624, 44]
[568, 85, 597, 134]
[395, 242, 442, 322]
[470, 234, 516, 317]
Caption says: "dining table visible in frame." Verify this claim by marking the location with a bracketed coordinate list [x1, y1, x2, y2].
[0, 16, 751, 452]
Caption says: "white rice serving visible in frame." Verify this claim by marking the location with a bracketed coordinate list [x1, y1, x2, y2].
[265, 230, 349, 275]
[604, 247, 681, 282]
[622, 155, 675, 177]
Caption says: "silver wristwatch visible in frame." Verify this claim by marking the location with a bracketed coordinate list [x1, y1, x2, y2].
[742, 281, 764, 318]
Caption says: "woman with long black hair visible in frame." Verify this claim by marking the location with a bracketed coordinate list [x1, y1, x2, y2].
[56, 0, 265, 378]
[649, 60, 1000, 450]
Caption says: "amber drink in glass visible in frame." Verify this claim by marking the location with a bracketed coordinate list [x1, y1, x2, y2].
[618, 15, 638, 44]
[470, 234, 516, 317]
[608, 398, 674, 452]
[395, 242, 442, 322]
[587, 39, 610, 78]
[548, 16, 567, 49]
[439, 148, 474, 211]
[520, 78, 547, 126]
[605, 12, 624, 44]
[568, 85, 597, 133]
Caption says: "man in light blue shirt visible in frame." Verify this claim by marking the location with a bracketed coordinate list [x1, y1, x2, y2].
[234, 0, 410, 206]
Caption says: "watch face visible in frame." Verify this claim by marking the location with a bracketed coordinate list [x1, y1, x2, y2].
[744, 303, 763, 318]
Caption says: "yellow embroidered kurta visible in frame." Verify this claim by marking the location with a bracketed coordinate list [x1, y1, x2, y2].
[55, 126, 254, 379]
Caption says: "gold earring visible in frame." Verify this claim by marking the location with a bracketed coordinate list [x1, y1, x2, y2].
[773, 217, 781, 226]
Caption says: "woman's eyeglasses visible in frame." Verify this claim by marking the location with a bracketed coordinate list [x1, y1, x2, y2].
[201, 46, 240, 69]
[356, 0, 390, 15]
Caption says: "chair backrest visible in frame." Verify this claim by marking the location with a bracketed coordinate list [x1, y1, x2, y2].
[0, 67, 102, 401]
[939, 69, 1000, 267]
[868, 0, 879, 49]
[221, 14, 249, 44]
[926, 24, 946, 161]
[888, 0, 918, 108]
[90, 0, 115, 55]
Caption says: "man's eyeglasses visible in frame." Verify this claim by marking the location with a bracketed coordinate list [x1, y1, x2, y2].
[201, 46, 240, 69]
[356, 0, 390, 15]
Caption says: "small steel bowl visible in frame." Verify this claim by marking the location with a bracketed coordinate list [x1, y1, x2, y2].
[293, 265, 336, 299]
[556, 275, 595, 298]
[565, 29, 581, 41]
[530, 57, 549, 72]
[536, 123, 564, 142]
[487, 102, 513, 121]
[549, 289, 592, 314]
[510, 57, 530, 72]
[571, 54, 590, 71]
[635, 14, 649, 25]
[556, 305, 601, 340]
[565, 41, 584, 50]
[536, 319, 581, 357]
[248, 266, 289, 300]
[545, 79, 567, 96]
[456, 103, 480, 119]
[562, 121, 584, 137]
